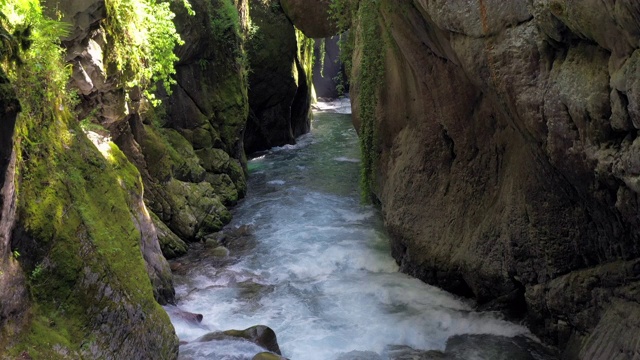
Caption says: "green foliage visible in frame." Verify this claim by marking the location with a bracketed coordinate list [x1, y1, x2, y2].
[1, 0, 75, 153]
[1, 2, 176, 356]
[319, 37, 326, 78]
[0, 8, 31, 66]
[12, 249, 20, 259]
[30, 263, 43, 280]
[329, 0, 357, 74]
[104, 0, 190, 106]
[331, 0, 384, 201]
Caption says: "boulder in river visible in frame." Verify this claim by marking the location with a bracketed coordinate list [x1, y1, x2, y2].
[197, 325, 282, 355]
[252, 352, 288, 360]
[165, 306, 204, 325]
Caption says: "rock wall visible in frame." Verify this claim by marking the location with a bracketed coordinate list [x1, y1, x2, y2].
[346, 0, 640, 357]
[313, 36, 349, 99]
[53, 0, 178, 305]
[0, 69, 28, 349]
[113, 0, 249, 253]
[244, 0, 314, 155]
[280, 0, 336, 38]
[1, 0, 185, 357]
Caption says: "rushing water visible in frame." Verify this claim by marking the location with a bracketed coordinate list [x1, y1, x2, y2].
[167, 100, 555, 360]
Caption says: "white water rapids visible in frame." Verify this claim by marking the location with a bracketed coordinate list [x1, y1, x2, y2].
[167, 100, 555, 360]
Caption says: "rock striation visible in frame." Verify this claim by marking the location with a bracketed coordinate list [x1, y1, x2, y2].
[343, 0, 640, 358]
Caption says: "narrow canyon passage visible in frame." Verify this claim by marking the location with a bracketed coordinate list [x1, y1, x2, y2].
[167, 101, 554, 360]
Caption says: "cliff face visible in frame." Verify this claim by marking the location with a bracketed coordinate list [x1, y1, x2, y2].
[1, 0, 315, 356]
[348, 0, 639, 357]
[114, 0, 250, 252]
[313, 36, 349, 99]
[0, 68, 28, 351]
[244, 0, 314, 155]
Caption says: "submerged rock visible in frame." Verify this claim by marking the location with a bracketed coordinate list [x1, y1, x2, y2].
[164, 306, 203, 325]
[253, 352, 288, 360]
[336, 351, 384, 360]
[384, 335, 556, 360]
[197, 325, 282, 355]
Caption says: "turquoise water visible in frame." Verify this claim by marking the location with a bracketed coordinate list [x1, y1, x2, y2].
[168, 102, 553, 360]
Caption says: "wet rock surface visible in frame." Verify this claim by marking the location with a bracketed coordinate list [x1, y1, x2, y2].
[252, 352, 288, 360]
[197, 325, 282, 355]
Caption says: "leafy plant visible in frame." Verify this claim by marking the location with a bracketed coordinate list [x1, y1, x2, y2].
[30, 263, 43, 280]
[0, 9, 31, 66]
[1, 0, 75, 141]
[104, 0, 192, 106]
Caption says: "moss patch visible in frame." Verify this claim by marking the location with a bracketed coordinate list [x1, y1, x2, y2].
[331, 0, 384, 201]
[10, 114, 177, 358]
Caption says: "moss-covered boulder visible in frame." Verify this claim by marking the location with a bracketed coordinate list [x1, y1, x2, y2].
[151, 211, 188, 259]
[108, 0, 251, 249]
[244, 0, 314, 154]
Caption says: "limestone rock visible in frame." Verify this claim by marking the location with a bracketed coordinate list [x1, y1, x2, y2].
[280, 0, 338, 38]
[0, 78, 28, 344]
[347, 0, 640, 356]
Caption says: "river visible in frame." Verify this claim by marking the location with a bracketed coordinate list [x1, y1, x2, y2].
[167, 99, 555, 360]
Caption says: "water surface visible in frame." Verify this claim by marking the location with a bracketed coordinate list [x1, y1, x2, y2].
[168, 100, 553, 360]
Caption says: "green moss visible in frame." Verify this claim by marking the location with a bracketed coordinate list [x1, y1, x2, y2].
[103, 0, 189, 104]
[150, 211, 188, 259]
[139, 125, 180, 181]
[331, 0, 384, 201]
[10, 113, 175, 356]
[2, 3, 176, 356]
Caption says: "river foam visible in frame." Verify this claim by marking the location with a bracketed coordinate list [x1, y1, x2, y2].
[168, 101, 553, 360]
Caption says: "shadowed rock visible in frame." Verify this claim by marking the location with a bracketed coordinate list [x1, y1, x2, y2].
[347, 0, 640, 356]
[280, 0, 339, 38]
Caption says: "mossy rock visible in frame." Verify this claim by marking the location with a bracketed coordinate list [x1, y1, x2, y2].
[160, 128, 207, 182]
[253, 352, 287, 360]
[228, 159, 247, 197]
[151, 211, 188, 259]
[196, 147, 230, 173]
[10, 116, 178, 358]
[163, 179, 231, 240]
[139, 124, 175, 182]
[205, 173, 239, 205]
